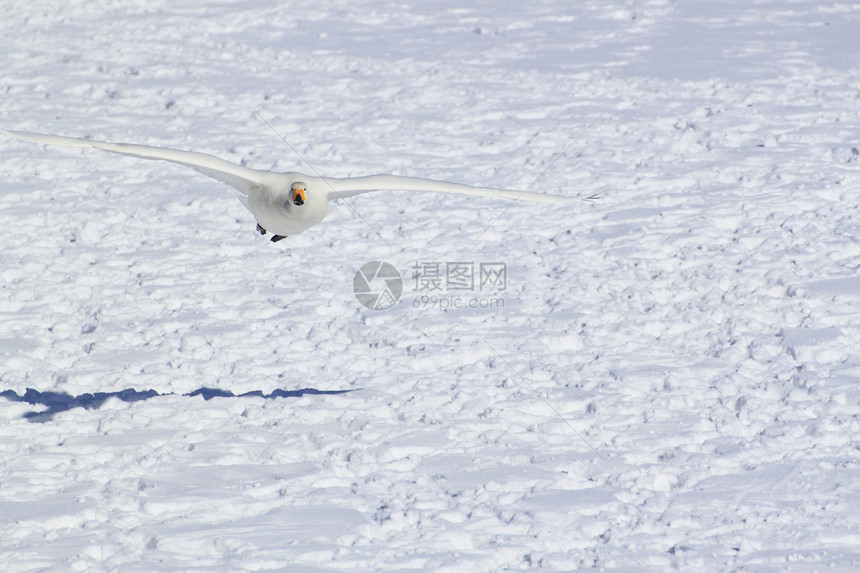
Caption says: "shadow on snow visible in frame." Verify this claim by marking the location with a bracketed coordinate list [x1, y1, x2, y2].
[1, 386, 352, 423]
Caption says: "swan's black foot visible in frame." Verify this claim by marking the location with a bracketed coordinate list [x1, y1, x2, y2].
[271, 234, 287, 243]
[256, 223, 267, 236]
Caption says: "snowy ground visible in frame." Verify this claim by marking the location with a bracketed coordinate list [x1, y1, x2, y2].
[2, 0, 860, 570]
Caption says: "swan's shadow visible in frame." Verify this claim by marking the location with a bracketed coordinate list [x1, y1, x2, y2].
[1, 386, 352, 423]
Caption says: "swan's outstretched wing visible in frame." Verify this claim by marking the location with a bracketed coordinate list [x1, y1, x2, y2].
[322, 174, 576, 203]
[1, 128, 268, 195]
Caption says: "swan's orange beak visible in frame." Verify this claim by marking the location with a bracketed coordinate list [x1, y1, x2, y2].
[292, 187, 306, 206]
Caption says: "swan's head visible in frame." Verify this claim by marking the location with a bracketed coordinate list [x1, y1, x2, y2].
[291, 181, 307, 206]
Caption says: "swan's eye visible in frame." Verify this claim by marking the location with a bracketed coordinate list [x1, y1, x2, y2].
[291, 183, 306, 206]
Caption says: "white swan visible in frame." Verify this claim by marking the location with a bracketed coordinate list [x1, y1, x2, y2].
[2, 128, 583, 242]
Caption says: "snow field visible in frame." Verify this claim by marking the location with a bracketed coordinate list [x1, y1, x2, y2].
[3, 0, 860, 570]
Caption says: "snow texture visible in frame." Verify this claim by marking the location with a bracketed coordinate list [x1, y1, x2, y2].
[2, 0, 860, 571]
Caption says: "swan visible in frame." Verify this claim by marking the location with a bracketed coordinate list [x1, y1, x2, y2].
[2, 128, 584, 242]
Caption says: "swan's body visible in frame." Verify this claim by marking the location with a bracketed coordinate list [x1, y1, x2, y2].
[1, 128, 580, 241]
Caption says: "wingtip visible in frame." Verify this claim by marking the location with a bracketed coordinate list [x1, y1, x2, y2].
[0, 127, 37, 137]
[1, 128, 41, 142]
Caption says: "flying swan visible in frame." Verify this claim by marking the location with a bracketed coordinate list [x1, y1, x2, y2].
[2, 128, 584, 242]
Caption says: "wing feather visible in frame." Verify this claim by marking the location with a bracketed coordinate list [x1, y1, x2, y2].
[1, 128, 267, 195]
[322, 174, 574, 202]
